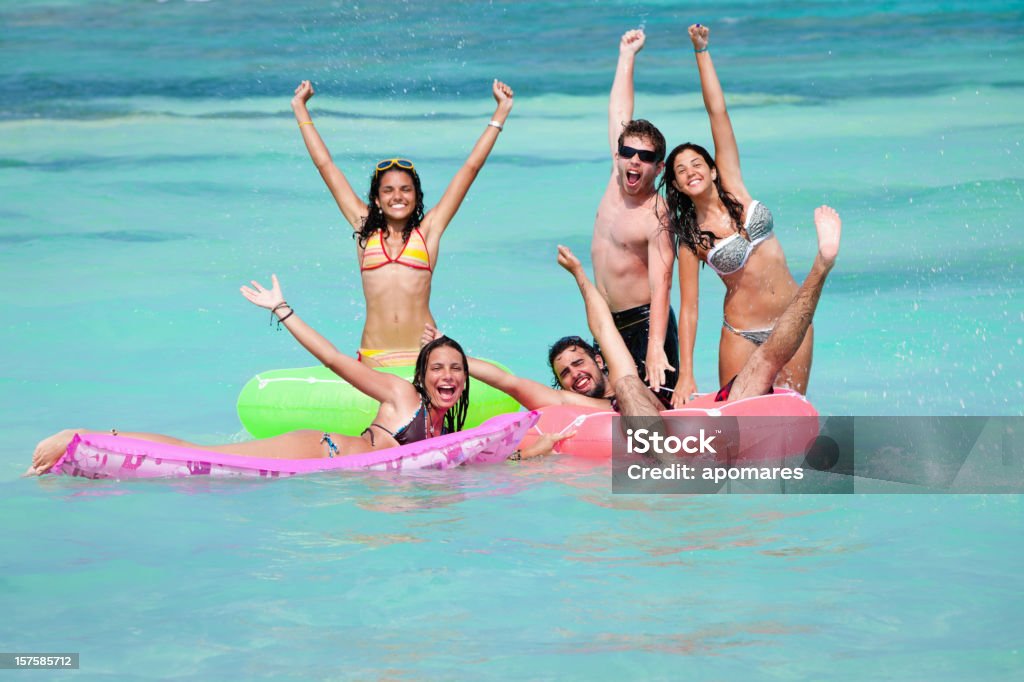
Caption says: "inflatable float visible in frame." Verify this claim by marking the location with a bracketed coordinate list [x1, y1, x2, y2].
[237, 363, 520, 438]
[47, 411, 538, 480]
[519, 389, 820, 461]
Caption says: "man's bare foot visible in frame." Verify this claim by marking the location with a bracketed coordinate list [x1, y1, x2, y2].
[814, 205, 842, 266]
[26, 429, 77, 476]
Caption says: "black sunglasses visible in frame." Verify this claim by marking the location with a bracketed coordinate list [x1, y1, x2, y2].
[618, 145, 660, 163]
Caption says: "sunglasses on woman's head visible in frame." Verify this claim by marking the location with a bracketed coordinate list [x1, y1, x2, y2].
[618, 145, 659, 164]
[375, 158, 415, 176]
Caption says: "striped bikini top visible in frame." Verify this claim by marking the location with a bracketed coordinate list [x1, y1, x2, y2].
[705, 200, 775, 277]
[360, 227, 432, 272]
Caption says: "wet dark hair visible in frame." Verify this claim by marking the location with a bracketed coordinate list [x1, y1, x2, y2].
[414, 336, 469, 433]
[547, 335, 602, 389]
[659, 143, 745, 255]
[355, 165, 426, 249]
[618, 119, 666, 164]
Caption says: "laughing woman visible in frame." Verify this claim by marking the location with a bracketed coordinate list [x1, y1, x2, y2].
[291, 78, 514, 367]
[662, 24, 812, 406]
[26, 276, 470, 476]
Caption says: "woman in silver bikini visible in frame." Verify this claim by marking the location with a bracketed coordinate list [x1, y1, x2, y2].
[661, 23, 813, 406]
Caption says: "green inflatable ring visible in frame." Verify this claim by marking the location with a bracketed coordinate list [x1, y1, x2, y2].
[237, 362, 521, 438]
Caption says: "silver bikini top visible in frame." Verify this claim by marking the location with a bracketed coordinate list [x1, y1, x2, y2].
[706, 200, 775, 276]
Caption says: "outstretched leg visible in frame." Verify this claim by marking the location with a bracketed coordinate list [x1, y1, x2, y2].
[27, 428, 365, 476]
[557, 245, 664, 418]
[729, 206, 842, 401]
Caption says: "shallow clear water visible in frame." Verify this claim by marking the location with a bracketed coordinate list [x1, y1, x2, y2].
[4, 472, 1021, 679]
[2, 1, 1022, 678]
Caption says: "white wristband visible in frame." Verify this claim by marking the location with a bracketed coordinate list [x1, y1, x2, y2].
[488, 120, 503, 132]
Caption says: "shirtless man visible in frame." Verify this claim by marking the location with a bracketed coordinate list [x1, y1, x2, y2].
[592, 28, 678, 406]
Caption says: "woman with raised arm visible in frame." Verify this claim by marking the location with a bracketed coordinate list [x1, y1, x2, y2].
[291, 79, 514, 367]
[661, 24, 812, 406]
[26, 276, 470, 476]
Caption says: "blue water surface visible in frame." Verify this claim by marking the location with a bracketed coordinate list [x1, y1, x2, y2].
[1, 1, 1022, 678]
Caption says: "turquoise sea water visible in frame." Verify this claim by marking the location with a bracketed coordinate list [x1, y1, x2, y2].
[2, 1, 1022, 678]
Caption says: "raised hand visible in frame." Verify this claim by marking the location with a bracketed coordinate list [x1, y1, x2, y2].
[240, 274, 286, 311]
[420, 323, 443, 348]
[620, 28, 646, 56]
[688, 23, 709, 51]
[292, 80, 314, 108]
[492, 79, 514, 113]
[556, 244, 585, 277]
